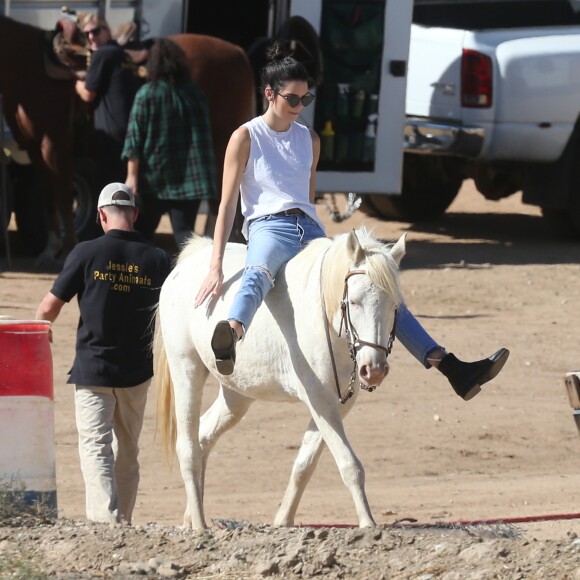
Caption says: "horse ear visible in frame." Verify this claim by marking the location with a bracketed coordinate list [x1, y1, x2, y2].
[389, 233, 407, 267]
[347, 230, 366, 265]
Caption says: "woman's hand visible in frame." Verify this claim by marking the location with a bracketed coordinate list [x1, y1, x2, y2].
[194, 266, 224, 307]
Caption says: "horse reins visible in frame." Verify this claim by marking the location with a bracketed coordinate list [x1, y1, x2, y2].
[321, 268, 397, 404]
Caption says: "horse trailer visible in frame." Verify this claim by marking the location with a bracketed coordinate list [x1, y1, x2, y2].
[0, 0, 412, 255]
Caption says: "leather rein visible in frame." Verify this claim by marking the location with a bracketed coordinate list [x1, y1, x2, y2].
[322, 268, 397, 404]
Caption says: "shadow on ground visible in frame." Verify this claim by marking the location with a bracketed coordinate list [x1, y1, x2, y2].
[1, 206, 579, 274]
[377, 211, 580, 269]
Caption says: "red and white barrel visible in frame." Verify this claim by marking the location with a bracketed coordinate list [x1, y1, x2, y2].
[0, 319, 57, 513]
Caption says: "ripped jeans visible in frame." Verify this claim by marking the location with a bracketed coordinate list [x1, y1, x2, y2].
[228, 212, 324, 331]
[227, 213, 440, 367]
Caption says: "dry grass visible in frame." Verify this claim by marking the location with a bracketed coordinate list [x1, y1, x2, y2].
[0, 475, 54, 525]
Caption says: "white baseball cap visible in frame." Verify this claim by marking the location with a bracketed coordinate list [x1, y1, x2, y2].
[97, 183, 135, 208]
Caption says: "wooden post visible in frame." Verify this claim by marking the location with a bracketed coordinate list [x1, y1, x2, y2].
[564, 372, 580, 436]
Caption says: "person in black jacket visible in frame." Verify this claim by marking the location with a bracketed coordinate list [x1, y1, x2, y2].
[35, 183, 172, 524]
[76, 14, 143, 190]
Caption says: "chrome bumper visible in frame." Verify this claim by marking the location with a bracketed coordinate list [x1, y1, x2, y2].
[404, 118, 485, 157]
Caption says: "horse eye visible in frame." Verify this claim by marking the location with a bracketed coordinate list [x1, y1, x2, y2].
[349, 299, 359, 307]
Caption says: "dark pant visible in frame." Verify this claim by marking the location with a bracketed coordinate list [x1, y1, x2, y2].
[135, 197, 201, 248]
[94, 132, 126, 190]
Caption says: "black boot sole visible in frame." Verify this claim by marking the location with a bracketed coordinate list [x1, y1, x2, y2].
[211, 320, 236, 375]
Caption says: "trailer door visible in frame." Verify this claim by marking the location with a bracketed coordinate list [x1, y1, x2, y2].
[291, 0, 411, 195]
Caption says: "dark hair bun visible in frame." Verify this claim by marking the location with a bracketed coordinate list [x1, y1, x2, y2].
[260, 40, 309, 90]
[265, 41, 289, 63]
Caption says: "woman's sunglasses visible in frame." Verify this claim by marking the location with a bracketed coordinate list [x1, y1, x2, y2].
[274, 91, 315, 108]
[85, 26, 103, 36]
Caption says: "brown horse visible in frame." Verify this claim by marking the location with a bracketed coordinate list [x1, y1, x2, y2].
[171, 33, 256, 239]
[0, 15, 78, 265]
[0, 16, 255, 265]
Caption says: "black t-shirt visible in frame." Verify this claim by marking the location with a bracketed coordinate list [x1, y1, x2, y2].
[85, 42, 143, 142]
[51, 230, 172, 387]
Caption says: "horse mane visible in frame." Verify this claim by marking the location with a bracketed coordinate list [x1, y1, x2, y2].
[308, 227, 404, 320]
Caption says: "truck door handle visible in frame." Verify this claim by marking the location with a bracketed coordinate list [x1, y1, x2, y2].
[390, 60, 407, 77]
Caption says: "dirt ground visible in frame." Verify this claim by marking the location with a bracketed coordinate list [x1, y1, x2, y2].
[2, 181, 580, 578]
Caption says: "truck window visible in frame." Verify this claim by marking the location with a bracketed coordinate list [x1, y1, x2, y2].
[413, 0, 580, 29]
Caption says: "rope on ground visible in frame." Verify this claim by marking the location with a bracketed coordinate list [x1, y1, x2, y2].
[298, 512, 580, 539]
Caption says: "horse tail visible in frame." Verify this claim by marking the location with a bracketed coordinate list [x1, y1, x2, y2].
[153, 305, 177, 462]
[176, 234, 213, 265]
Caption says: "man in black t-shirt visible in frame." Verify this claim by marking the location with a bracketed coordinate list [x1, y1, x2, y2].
[76, 15, 143, 189]
[36, 183, 172, 524]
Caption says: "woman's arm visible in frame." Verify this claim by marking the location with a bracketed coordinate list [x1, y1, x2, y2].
[194, 125, 251, 307]
[122, 88, 147, 198]
[125, 159, 140, 197]
[75, 79, 96, 102]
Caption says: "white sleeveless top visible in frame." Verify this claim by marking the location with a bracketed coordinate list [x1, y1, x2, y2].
[240, 116, 324, 238]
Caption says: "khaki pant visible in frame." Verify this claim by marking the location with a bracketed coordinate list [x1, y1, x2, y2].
[74, 381, 149, 524]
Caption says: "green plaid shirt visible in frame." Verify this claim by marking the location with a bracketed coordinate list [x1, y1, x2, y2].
[122, 80, 217, 200]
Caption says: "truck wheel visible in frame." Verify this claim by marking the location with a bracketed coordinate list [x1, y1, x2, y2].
[363, 155, 463, 221]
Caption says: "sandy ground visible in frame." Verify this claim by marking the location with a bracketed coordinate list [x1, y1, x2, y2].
[2, 180, 580, 548]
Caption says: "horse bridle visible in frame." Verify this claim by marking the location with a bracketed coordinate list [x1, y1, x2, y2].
[323, 269, 397, 404]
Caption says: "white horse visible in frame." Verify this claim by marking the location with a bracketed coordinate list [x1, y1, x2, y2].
[154, 228, 406, 529]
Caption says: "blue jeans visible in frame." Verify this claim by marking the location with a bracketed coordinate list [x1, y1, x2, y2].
[227, 213, 440, 367]
[228, 213, 324, 331]
[395, 303, 439, 368]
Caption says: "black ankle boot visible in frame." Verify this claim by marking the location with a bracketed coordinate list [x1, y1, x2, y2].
[438, 348, 510, 401]
[211, 320, 238, 375]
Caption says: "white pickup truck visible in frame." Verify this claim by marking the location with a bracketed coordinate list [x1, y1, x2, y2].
[366, 0, 580, 237]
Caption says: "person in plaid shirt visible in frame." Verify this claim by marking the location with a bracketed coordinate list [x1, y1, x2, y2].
[123, 38, 217, 248]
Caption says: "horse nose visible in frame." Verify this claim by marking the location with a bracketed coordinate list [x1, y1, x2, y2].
[359, 361, 389, 386]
